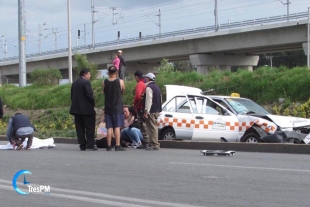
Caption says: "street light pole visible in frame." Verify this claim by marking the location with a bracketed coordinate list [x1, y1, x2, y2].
[67, 0, 72, 83]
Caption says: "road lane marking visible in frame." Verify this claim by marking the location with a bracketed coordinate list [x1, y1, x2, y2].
[0, 179, 204, 207]
[169, 162, 310, 173]
[0, 184, 149, 207]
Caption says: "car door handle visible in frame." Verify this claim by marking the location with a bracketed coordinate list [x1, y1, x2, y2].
[195, 116, 204, 119]
[165, 114, 173, 118]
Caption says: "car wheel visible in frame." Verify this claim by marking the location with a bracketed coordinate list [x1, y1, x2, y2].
[242, 133, 263, 143]
[160, 128, 176, 140]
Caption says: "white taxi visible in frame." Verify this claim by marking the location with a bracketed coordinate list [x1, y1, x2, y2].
[158, 85, 310, 143]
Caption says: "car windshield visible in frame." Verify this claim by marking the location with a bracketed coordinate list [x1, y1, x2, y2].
[224, 98, 270, 115]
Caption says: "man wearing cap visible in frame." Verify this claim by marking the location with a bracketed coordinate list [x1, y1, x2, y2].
[143, 73, 162, 150]
[133, 70, 148, 146]
[117, 50, 126, 80]
[102, 65, 126, 151]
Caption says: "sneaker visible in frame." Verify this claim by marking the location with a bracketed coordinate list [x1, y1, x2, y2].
[106, 145, 112, 151]
[115, 145, 126, 151]
[131, 143, 139, 149]
[145, 146, 159, 151]
[17, 144, 24, 150]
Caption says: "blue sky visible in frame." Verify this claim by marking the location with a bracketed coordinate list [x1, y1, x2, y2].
[0, 0, 309, 58]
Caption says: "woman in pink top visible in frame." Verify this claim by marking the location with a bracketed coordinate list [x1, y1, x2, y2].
[112, 53, 120, 70]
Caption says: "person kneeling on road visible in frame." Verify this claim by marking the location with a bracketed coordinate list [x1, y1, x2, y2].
[6, 113, 37, 150]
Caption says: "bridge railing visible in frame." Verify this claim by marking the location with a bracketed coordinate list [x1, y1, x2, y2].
[0, 11, 308, 63]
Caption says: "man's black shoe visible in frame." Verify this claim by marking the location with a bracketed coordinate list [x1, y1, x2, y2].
[86, 145, 98, 151]
[80, 148, 86, 151]
[106, 145, 112, 151]
[115, 145, 126, 151]
[145, 146, 159, 151]
[137, 143, 148, 149]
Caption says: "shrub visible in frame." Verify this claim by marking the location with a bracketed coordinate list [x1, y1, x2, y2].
[31, 68, 62, 86]
[74, 53, 97, 81]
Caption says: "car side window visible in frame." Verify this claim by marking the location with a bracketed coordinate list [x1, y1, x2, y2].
[162, 96, 188, 112]
[177, 101, 191, 113]
[213, 99, 232, 113]
[188, 96, 220, 115]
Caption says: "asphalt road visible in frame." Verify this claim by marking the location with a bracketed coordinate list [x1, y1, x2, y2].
[0, 142, 310, 207]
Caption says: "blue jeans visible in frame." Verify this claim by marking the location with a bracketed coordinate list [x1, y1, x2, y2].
[121, 127, 143, 144]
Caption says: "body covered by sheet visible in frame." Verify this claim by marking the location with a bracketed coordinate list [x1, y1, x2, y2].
[0, 137, 55, 150]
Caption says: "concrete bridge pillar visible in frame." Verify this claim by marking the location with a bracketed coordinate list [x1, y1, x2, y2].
[238, 66, 253, 71]
[303, 42, 309, 59]
[189, 54, 258, 74]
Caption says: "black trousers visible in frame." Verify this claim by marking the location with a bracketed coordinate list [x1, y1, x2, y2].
[74, 114, 96, 149]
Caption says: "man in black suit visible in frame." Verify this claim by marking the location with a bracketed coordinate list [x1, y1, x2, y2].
[70, 68, 97, 151]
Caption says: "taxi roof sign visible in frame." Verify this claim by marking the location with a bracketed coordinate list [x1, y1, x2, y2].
[230, 93, 240, 97]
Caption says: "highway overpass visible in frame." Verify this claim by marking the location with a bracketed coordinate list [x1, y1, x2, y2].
[0, 12, 309, 83]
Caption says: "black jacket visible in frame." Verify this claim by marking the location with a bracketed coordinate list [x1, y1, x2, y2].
[69, 77, 96, 116]
[118, 55, 126, 68]
[12, 114, 36, 135]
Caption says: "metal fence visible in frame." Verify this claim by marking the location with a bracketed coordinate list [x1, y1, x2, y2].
[0, 11, 308, 63]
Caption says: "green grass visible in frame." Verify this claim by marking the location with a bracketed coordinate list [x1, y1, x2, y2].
[1, 66, 310, 137]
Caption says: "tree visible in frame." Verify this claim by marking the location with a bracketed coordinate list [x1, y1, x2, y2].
[173, 61, 196, 72]
[74, 53, 98, 81]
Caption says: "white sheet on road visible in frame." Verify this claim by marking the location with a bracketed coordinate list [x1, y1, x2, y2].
[0, 137, 55, 150]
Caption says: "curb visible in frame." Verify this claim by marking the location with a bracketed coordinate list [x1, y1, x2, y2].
[1, 136, 310, 154]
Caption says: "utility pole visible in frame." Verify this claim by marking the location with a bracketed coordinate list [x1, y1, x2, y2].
[91, 0, 95, 48]
[154, 9, 161, 39]
[4, 40, 7, 59]
[52, 28, 58, 50]
[67, 0, 72, 83]
[111, 7, 118, 25]
[84, 23, 86, 46]
[215, 0, 218, 31]
[1, 35, 4, 59]
[278, 0, 291, 22]
[158, 9, 161, 38]
[18, 0, 27, 87]
[307, 7, 310, 69]
[38, 24, 41, 53]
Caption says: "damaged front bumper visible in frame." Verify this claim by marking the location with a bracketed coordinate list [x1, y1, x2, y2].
[261, 130, 308, 144]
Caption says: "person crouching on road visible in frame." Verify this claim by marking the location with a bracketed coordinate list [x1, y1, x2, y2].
[6, 113, 36, 150]
[143, 73, 162, 150]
